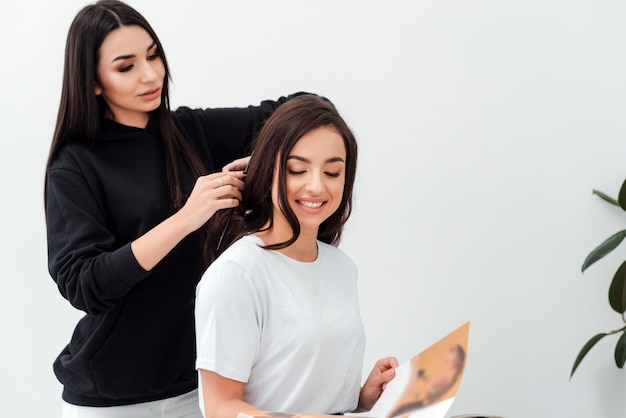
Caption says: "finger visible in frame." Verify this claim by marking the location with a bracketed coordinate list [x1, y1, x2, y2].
[213, 175, 245, 190]
[214, 185, 243, 202]
[215, 198, 241, 210]
[223, 156, 251, 173]
[378, 356, 399, 369]
[206, 198, 241, 217]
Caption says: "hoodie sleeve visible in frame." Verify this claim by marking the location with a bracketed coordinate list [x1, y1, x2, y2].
[174, 92, 313, 171]
[46, 163, 149, 315]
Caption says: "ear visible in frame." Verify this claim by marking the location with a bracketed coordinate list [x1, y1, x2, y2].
[94, 84, 102, 96]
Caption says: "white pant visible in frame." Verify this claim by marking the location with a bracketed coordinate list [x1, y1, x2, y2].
[61, 389, 202, 418]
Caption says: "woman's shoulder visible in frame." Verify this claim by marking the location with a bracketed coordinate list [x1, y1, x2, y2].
[210, 235, 267, 269]
[47, 139, 86, 173]
[318, 240, 351, 258]
[200, 235, 269, 289]
[318, 241, 357, 270]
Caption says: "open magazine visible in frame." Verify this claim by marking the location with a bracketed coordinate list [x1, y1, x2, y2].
[237, 322, 470, 418]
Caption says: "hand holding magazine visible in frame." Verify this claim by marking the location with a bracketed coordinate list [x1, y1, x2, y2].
[238, 322, 470, 418]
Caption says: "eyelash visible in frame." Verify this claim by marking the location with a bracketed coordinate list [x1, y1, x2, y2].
[118, 52, 161, 73]
[287, 169, 341, 178]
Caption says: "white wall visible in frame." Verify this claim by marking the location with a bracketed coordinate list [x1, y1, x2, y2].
[2, 0, 626, 416]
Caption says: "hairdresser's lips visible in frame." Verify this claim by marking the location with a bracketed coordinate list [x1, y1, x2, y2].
[138, 87, 161, 101]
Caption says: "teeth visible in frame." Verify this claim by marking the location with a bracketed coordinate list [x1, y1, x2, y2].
[299, 201, 323, 208]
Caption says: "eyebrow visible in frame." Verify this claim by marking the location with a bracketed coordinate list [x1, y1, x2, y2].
[111, 41, 157, 63]
[287, 155, 345, 164]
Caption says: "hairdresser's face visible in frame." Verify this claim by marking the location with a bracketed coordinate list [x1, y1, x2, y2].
[274, 126, 346, 235]
[95, 25, 165, 128]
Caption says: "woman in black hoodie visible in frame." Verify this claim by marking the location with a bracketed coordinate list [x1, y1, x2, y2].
[45, 1, 302, 416]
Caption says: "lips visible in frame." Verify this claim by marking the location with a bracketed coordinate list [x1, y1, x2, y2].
[139, 87, 161, 100]
[297, 200, 325, 209]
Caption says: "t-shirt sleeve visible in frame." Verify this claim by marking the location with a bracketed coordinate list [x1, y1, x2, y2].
[195, 259, 261, 383]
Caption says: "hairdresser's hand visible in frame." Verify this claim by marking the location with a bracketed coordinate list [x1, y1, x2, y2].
[222, 156, 251, 173]
[356, 356, 399, 412]
[178, 171, 245, 233]
[130, 170, 245, 271]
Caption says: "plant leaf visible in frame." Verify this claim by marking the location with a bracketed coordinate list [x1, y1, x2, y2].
[618, 180, 626, 210]
[609, 260, 626, 313]
[594, 189, 620, 206]
[615, 332, 626, 368]
[571, 333, 608, 379]
[582, 230, 626, 272]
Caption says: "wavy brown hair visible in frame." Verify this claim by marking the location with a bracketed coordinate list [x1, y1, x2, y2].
[205, 94, 358, 263]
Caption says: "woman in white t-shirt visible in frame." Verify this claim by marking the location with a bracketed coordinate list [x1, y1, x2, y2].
[195, 94, 398, 418]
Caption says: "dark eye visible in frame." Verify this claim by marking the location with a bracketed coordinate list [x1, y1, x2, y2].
[147, 53, 161, 61]
[119, 65, 133, 73]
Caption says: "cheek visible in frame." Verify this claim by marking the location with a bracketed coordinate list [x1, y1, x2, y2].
[327, 183, 345, 214]
[99, 73, 129, 96]
[152, 60, 166, 81]
[331, 181, 346, 200]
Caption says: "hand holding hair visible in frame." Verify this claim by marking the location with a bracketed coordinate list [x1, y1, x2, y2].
[177, 171, 246, 234]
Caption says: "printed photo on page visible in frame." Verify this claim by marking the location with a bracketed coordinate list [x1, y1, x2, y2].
[356, 321, 470, 418]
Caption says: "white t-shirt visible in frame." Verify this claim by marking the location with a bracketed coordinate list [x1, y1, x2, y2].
[195, 234, 366, 415]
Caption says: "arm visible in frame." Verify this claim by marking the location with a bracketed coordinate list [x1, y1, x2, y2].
[46, 167, 147, 315]
[200, 369, 255, 418]
[356, 357, 399, 412]
[174, 93, 313, 170]
[131, 169, 245, 270]
[46, 160, 245, 314]
[195, 258, 261, 417]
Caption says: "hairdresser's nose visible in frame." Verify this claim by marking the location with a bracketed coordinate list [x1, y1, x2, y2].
[141, 60, 160, 84]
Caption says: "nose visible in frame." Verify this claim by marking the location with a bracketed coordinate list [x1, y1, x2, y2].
[305, 171, 324, 195]
[140, 60, 160, 83]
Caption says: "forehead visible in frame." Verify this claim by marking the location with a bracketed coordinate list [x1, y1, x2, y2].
[288, 126, 346, 159]
[99, 25, 154, 59]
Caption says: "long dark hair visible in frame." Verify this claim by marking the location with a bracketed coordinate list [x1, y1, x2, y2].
[44, 0, 206, 212]
[205, 94, 358, 262]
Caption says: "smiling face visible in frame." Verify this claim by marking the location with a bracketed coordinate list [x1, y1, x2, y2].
[271, 125, 347, 238]
[95, 24, 165, 128]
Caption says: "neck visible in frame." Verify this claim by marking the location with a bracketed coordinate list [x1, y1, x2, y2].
[278, 237, 318, 262]
[106, 111, 150, 129]
[256, 222, 319, 262]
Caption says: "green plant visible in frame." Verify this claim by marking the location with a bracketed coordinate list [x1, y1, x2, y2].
[571, 180, 626, 379]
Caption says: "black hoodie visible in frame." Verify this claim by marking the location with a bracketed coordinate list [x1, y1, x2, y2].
[46, 97, 293, 406]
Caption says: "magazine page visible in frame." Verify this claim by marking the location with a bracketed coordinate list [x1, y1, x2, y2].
[354, 321, 470, 418]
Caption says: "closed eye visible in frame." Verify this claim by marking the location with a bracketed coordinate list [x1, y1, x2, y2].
[288, 169, 305, 175]
[325, 172, 341, 178]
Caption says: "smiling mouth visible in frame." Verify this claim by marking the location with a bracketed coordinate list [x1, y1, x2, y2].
[297, 200, 325, 208]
